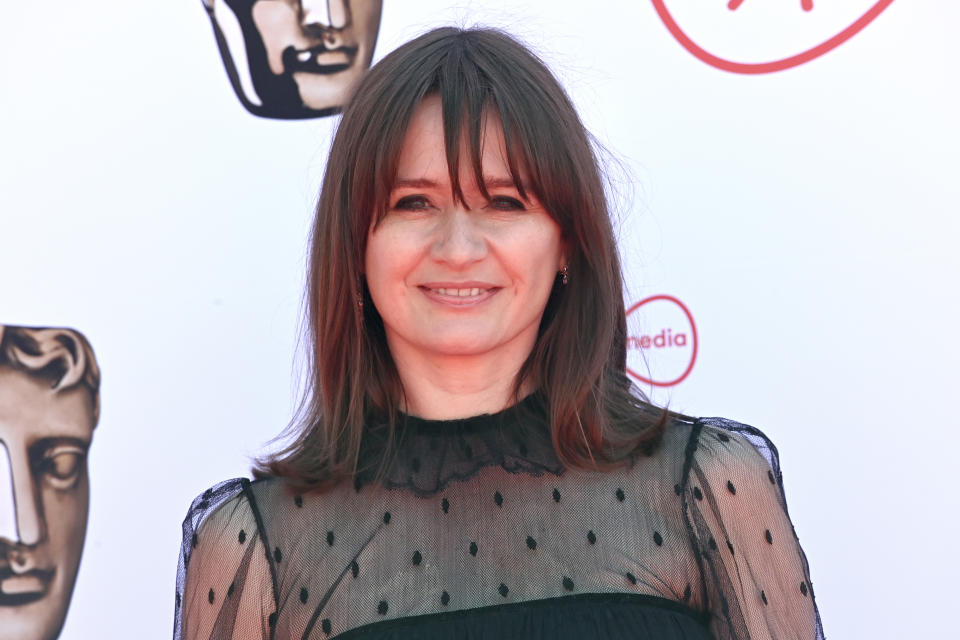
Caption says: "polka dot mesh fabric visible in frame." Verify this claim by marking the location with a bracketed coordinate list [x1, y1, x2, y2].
[172, 396, 824, 639]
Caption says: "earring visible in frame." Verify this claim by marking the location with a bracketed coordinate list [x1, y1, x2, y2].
[559, 265, 569, 286]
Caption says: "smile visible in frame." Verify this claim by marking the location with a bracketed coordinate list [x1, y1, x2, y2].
[431, 287, 486, 297]
[419, 285, 500, 306]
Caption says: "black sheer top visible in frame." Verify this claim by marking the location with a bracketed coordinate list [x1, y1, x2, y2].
[173, 395, 824, 639]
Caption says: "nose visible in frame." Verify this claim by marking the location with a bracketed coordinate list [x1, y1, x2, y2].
[431, 207, 488, 268]
[0, 442, 44, 547]
[300, 0, 350, 29]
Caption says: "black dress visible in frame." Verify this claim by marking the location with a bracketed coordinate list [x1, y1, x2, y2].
[173, 394, 824, 639]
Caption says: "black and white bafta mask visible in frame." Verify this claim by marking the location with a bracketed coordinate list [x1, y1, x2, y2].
[0, 326, 100, 640]
[203, 0, 383, 119]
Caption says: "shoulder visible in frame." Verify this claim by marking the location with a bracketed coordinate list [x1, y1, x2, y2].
[177, 478, 263, 587]
[182, 478, 251, 529]
[694, 417, 782, 476]
[174, 477, 282, 639]
[180, 474, 363, 562]
[661, 415, 781, 470]
[658, 415, 787, 500]
[670, 419, 823, 639]
[176, 476, 296, 594]
[688, 418, 784, 491]
[180, 478, 260, 555]
[178, 475, 304, 555]
[665, 416, 799, 531]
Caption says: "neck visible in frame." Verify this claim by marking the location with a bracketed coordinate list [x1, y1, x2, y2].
[386, 334, 536, 420]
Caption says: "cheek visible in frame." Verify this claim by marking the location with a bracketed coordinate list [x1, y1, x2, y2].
[366, 227, 422, 284]
[364, 233, 390, 288]
[365, 231, 411, 314]
[502, 226, 562, 288]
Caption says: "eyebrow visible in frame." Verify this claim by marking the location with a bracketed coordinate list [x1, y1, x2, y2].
[393, 176, 525, 190]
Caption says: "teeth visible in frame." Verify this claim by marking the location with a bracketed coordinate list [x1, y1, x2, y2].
[434, 287, 484, 297]
[298, 51, 312, 62]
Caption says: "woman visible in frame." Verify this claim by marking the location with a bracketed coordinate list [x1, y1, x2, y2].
[174, 27, 824, 639]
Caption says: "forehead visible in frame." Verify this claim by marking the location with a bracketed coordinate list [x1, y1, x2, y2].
[395, 95, 511, 183]
[0, 367, 94, 445]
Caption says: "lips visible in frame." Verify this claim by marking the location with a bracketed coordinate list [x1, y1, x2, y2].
[429, 287, 486, 297]
[419, 284, 501, 306]
[282, 45, 356, 74]
[0, 566, 55, 607]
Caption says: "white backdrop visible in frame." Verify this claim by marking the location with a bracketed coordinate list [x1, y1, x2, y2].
[2, 1, 958, 638]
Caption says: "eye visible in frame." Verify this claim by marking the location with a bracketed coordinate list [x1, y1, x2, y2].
[392, 195, 431, 211]
[38, 445, 86, 490]
[488, 196, 526, 211]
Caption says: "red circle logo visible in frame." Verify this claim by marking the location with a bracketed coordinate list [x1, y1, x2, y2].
[651, 0, 894, 74]
[625, 294, 698, 387]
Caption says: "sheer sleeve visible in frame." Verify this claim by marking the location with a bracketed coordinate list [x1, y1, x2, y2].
[682, 419, 825, 640]
[173, 479, 275, 640]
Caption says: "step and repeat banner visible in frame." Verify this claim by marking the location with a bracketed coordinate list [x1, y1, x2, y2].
[1, 1, 957, 638]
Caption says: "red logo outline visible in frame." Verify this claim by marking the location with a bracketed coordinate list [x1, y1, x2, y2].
[625, 294, 698, 387]
[651, 0, 895, 74]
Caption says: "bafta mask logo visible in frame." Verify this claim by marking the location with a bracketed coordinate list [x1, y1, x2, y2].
[203, 0, 383, 119]
[0, 326, 100, 640]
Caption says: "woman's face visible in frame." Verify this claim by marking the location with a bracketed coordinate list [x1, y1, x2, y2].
[365, 96, 564, 364]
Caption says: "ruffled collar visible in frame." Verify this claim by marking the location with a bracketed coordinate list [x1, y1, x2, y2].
[355, 393, 565, 497]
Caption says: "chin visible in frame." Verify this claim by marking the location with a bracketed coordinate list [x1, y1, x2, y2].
[422, 335, 497, 356]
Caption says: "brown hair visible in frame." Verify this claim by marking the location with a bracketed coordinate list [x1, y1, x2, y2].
[256, 26, 669, 491]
